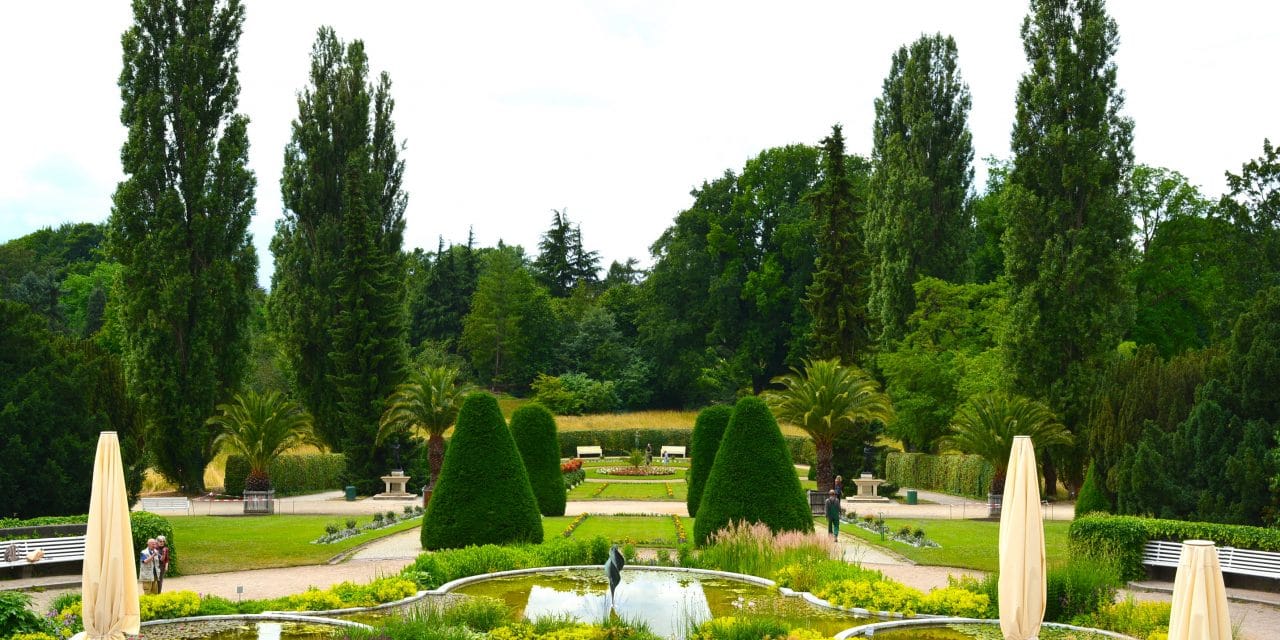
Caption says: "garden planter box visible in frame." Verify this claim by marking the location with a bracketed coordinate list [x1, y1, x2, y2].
[244, 490, 275, 514]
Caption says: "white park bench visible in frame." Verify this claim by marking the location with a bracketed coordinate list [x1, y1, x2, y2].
[0, 535, 87, 577]
[139, 497, 191, 514]
[1143, 540, 1280, 580]
[659, 445, 686, 459]
[575, 446, 603, 458]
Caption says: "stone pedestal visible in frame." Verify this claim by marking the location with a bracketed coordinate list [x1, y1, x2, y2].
[849, 472, 890, 503]
[373, 471, 413, 500]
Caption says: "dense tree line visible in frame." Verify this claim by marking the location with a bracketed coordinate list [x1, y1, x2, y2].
[5, 0, 1280, 524]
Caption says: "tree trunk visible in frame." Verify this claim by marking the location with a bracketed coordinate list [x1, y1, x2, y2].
[428, 433, 446, 487]
[1042, 450, 1058, 500]
[815, 439, 834, 492]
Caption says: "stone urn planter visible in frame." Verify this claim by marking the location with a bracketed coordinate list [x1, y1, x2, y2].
[244, 489, 275, 514]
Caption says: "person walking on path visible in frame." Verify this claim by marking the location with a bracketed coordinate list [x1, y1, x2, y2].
[834, 475, 844, 499]
[156, 535, 171, 593]
[824, 489, 841, 540]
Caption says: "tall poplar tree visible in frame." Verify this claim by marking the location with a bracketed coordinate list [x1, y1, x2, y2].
[866, 34, 974, 346]
[270, 27, 409, 487]
[804, 125, 871, 363]
[110, 0, 257, 492]
[1002, 0, 1134, 491]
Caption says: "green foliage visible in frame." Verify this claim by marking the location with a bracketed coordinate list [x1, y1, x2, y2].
[883, 452, 993, 499]
[534, 209, 600, 297]
[1226, 286, 1280, 424]
[207, 391, 316, 487]
[511, 404, 567, 516]
[461, 246, 558, 391]
[551, 428, 814, 464]
[1002, 0, 1133, 460]
[1072, 598, 1172, 640]
[0, 591, 49, 639]
[879, 278, 1009, 453]
[940, 393, 1071, 493]
[1069, 514, 1280, 580]
[130, 511, 177, 575]
[422, 393, 543, 549]
[0, 301, 145, 516]
[693, 396, 812, 545]
[531, 373, 619, 415]
[110, 0, 257, 493]
[765, 358, 894, 491]
[406, 237, 480, 349]
[1074, 462, 1111, 517]
[814, 579, 989, 618]
[270, 27, 409, 484]
[805, 124, 872, 363]
[687, 405, 732, 517]
[402, 535, 611, 589]
[867, 34, 974, 345]
[379, 364, 471, 485]
[691, 520, 834, 577]
[1045, 555, 1121, 622]
[223, 453, 346, 497]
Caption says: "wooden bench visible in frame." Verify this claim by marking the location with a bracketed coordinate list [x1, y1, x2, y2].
[139, 497, 191, 514]
[659, 446, 686, 459]
[1, 535, 87, 577]
[576, 446, 603, 458]
[1143, 540, 1280, 580]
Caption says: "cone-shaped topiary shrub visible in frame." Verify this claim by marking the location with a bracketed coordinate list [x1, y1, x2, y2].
[510, 402, 566, 516]
[1074, 461, 1111, 518]
[422, 392, 544, 549]
[687, 405, 733, 517]
[693, 396, 813, 545]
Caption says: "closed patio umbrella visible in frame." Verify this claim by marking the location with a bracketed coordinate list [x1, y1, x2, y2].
[1167, 540, 1231, 640]
[998, 435, 1045, 640]
[81, 432, 140, 640]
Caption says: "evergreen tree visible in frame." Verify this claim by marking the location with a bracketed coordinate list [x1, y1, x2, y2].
[866, 34, 974, 345]
[686, 404, 732, 517]
[510, 403, 567, 516]
[804, 125, 871, 363]
[693, 396, 813, 545]
[1002, 0, 1134, 491]
[109, 0, 257, 491]
[1073, 461, 1110, 517]
[461, 245, 557, 390]
[535, 209, 576, 297]
[270, 27, 408, 454]
[422, 393, 543, 549]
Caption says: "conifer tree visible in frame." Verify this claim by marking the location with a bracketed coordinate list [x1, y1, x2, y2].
[110, 0, 257, 492]
[804, 125, 871, 363]
[270, 27, 409, 468]
[866, 34, 974, 346]
[510, 403, 567, 516]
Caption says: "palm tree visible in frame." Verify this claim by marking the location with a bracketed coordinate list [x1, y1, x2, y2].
[378, 365, 472, 486]
[765, 358, 895, 491]
[940, 393, 1072, 494]
[207, 390, 317, 492]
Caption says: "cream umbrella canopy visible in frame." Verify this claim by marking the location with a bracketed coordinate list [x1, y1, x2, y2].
[998, 435, 1045, 640]
[1167, 540, 1232, 640]
[81, 432, 140, 640]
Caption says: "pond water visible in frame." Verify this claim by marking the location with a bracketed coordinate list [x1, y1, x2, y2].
[861, 623, 1123, 639]
[453, 568, 867, 638]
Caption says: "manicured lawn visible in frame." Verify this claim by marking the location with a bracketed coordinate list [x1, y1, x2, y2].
[542, 515, 692, 546]
[585, 465, 688, 480]
[840, 517, 1072, 572]
[170, 514, 421, 574]
[567, 482, 686, 501]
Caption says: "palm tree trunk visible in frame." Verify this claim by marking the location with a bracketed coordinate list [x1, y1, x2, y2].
[428, 433, 446, 487]
[815, 439, 834, 492]
[1042, 450, 1057, 499]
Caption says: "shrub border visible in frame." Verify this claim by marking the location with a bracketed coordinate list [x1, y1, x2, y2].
[1069, 514, 1280, 580]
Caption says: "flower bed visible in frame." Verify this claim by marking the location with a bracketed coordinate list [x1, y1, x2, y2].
[850, 516, 939, 548]
[312, 508, 422, 544]
[598, 466, 678, 476]
[562, 513, 590, 537]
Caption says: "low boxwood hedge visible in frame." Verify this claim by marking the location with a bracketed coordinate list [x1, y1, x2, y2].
[223, 453, 346, 496]
[1069, 514, 1280, 580]
[555, 428, 815, 464]
[884, 452, 993, 499]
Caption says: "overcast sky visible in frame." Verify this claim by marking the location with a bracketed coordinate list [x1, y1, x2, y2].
[1, 1, 1277, 287]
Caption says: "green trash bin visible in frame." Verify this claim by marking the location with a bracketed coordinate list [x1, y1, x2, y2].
[344, 486, 357, 501]
[906, 489, 918, 505]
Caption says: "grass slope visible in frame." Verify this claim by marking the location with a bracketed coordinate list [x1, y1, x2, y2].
[170, 515, 419, 574]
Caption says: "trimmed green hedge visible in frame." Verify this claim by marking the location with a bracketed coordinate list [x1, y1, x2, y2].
[693, 396, 812, 545]
[223, 453, 346, 497]
[510, 403, 567, 516]
[422, 393, 543, 550]
[884, 452, 993, 499]
[129, 511, 177, 576]
[1069, 514, 1280, 580]
[687, 405, 732, 518]
[556, 428, 815, 464]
